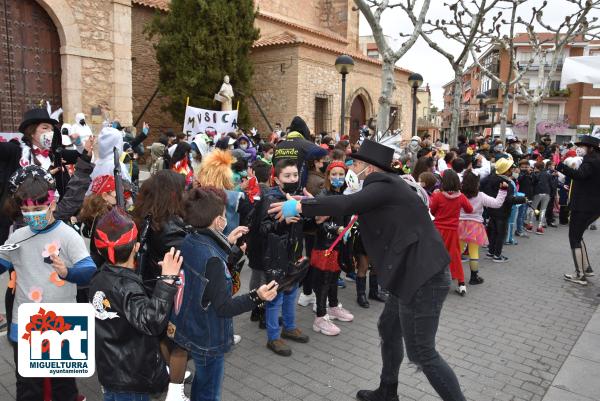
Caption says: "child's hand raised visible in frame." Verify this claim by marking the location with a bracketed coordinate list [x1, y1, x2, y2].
[499, 182, 508, 189]
[159, 247, 183, 276]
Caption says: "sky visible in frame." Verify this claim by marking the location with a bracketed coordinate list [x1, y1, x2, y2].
[357, 0, 600, 108]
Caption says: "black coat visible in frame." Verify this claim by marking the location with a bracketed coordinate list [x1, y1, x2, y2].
[481, 173, 526, 218]
[141, 216, 187, 294]
[89, 264, 177, 393]
[556, 153, 600, 213]
[301, 172, 450, 303]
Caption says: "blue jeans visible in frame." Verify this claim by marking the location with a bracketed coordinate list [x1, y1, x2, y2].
[190, 353, 225, 401]
[505, 206, 518, 243]
[379, 269, 466, 401]
[265, 285, 298, 341]
[103, 391, 149, 401]
[516, 203, 527, 233]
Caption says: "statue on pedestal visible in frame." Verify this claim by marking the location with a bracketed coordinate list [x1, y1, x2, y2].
[214, 75, 234, 111]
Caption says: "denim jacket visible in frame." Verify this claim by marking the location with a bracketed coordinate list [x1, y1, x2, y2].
[171, 229, 233, 356]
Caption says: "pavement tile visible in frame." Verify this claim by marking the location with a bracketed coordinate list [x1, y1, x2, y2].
[0, 226, 599, 401]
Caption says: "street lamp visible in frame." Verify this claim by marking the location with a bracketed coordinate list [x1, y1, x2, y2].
[335, 55, 354, 137]
[408, 73, 423, 137]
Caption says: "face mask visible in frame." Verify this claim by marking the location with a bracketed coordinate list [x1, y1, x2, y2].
[330, 177, 344, 189]
[281, 181, 299, 194]
[512, 172, 519, 179]
[111, 122, 117, 129]
[39, 131, 53, 150]
[319, 162, 329, 174]
[345, 167, 367, 192]
[217, 215, 227, 233]
[240, 144, 248, 150]
[494, 144, 504, 152]
[142, 126, 149, 135]
[22, 209, 50, 231]
[576, 146, 587, 157]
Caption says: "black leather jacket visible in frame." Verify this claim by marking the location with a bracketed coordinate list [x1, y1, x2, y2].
[89, 264, 177, 393]
[141, 216, 187, 294]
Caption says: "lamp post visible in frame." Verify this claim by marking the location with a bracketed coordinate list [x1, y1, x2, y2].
[408, 73, 423, 138]
[335, 55, 354, 138]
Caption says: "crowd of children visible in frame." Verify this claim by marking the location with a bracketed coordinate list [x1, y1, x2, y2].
[0, 106, 599, 401]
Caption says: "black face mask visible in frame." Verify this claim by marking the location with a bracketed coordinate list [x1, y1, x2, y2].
[79, 119, 86, 126]
[281, 181, 299, 194]
[319, 162, 329, 174]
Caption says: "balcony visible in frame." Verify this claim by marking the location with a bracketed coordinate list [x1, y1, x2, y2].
[417, 117, 439, 129]
[517, 61, 564, 71]
[484, 88, 499, 99]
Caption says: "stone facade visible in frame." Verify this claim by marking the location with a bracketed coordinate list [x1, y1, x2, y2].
[250, 0, 412, 141]
[33, 0, 132, 132]
[29, 0, 412, 141]
[131, 4, 178, 138]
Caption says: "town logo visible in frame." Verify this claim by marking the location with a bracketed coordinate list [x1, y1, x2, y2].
[18, 303, 95, 377]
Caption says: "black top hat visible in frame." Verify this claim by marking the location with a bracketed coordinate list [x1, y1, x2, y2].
[350, 139, 395, 173]
[18, 108, 58, 134]
[574, 135, 600, 149]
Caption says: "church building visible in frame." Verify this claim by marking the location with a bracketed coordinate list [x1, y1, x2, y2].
[0, 0, 413, 142]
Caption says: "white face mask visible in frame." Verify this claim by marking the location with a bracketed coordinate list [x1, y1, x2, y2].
[39, 131, 54, 150]
[345, 167, 367, 192]
[576, 146, 587, 157]
[240, 144, 248, 150]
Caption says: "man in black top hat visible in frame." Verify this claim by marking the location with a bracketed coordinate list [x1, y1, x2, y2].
[556, 134, 600, 285]
[269, 140, 466, 401]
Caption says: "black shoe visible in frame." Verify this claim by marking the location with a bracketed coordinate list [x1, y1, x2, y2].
[259, 319, 266, 330]
[548, 223, 558, 228]
[369, 291, 387, 302]
[469, 275, 484, 285]
[356, 383, 399, 401]
[585, 266, 595, 277]
[357, 294, 370, 308]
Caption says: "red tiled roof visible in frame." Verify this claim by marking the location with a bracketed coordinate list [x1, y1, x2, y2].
[132, 0, 169, 11]
[257, 10, 348, 44]
[253, 32, 411, 74]
[131, 1, 349, 44]
[513, 32, 586, 44]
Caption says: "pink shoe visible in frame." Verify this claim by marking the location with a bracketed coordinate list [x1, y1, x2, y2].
[328, 306, 354, 322]
[312, 315, 341, 336]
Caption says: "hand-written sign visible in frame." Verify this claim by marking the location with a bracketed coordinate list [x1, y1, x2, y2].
[183, 106, 238, 138]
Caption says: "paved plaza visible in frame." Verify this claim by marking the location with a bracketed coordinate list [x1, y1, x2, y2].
[0, 225, 598, 401]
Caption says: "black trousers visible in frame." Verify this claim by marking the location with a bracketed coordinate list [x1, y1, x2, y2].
[546, 195, 555, 225]
[11, 341, 79, 401]
[379, 269, 466, 400]
[486, 215, 508, 257]
[302, 235, 316, 296]
[568, 211, 600, 249]
[313, 269, 339, 317]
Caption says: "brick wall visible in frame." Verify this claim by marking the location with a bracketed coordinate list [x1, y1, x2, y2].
[247, 46, 300, 134]
[131, 5, 179, 143]
[565, 83, 600, 126]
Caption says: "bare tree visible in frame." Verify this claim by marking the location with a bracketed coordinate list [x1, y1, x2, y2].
[353, 0, 431, 139]
[515, 0, 600, 143]
[403, 0, 501, 146]
[468, 0, 536, 143]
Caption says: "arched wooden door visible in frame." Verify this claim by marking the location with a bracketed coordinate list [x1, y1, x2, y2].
[0, 0, 62, 132]
[349, 96, 366, 143]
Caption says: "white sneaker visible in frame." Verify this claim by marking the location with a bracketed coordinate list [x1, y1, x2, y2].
[298, 292, 316, 307]
[165, 383, 190, 401]
[455, 285, 467, 296]
[233, 334, 242, 344]
[312, 315, 340, 336]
